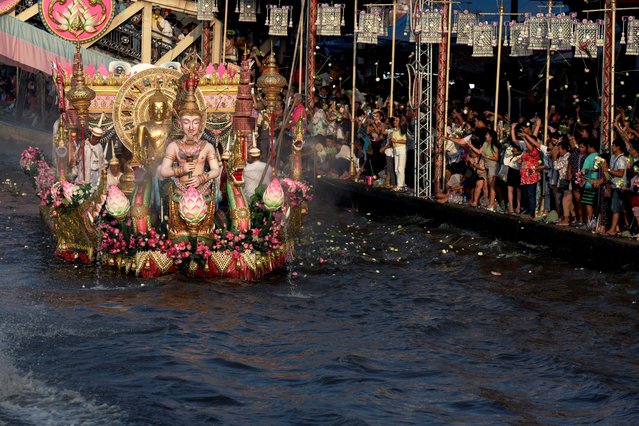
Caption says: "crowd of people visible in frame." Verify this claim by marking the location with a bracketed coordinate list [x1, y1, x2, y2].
[270, 69, 639, 240]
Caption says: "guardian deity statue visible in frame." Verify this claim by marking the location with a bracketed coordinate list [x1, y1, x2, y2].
[160, 66, 221, 243]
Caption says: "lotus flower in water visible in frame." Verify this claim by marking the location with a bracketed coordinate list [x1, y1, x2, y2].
[179, 187, 207, 225]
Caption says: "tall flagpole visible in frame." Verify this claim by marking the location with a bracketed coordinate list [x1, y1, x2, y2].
[350, 0, 359, 177]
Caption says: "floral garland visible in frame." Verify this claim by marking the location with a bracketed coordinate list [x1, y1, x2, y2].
[280, 178, 313, 207]
[48, 180, 95, 208]
[20, 146, 46, 175]
[212, 217, 283, 259]
[20, 147, 95, 208]
[20, 147, 56, 206]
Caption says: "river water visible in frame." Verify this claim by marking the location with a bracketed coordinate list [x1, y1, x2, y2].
[1, 134, 639, 425]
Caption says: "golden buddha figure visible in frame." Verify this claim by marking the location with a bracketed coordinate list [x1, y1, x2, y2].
[132, 89, 172, 167]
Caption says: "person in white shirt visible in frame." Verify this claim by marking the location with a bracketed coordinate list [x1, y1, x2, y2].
[80, 127, 104, 188]
[243, 148, 272, 200]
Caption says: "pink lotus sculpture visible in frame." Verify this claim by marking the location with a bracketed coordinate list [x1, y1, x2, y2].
[263, 178, 284, 211]
[105, 185, 130, 220]
[179, 187, 207, 226]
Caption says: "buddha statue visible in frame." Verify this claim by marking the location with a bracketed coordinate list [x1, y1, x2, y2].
[132, 89, 172, 167]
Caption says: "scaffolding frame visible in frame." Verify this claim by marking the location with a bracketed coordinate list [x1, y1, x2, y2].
[413, 1, 435, 198]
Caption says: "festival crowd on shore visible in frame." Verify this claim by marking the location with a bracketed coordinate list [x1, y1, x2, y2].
[300, 79, 639, 239]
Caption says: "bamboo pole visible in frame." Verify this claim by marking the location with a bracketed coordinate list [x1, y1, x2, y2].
[389, 1, 397, 117]
[350, 0, 359, 177]
[298, 3, 304, 95]
[543, 0, 552, 146]
[222, 0, 229, 63]
[141, 3, 152, 63]
[493, 3, 504, 130]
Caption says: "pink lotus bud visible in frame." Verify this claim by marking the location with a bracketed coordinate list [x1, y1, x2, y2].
[60, 180, 76, 202]
[179, 187, 207, 225]
[263, 178, 284, 211]
[105, 185, 130, 219]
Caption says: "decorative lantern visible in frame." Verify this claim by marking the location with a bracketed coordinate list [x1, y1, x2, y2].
[256, 52, 287, 111]
[317, 3, 345, 36]
[508, 21, 532, 57]
[197, 0, 218, 20]
[549, 13, 574, 51]
[368, 6, 388, 37]
[416, 9, 443, 44]
[622, 17, 639, 56]
[266, 4, 292, 36]
[573, 19, 601, 59]
[66, 46, 95, 127]
[357, 10, 380, 44]
[454, 10, 477, 45]
[236, 0, 257, 22]
[471, 22, 496, 58]
[527, 14, 549, 50]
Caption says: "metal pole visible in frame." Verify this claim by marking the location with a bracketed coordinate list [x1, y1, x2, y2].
[389, 1, 397, 117]
[350, 0, 358, 177]
[493, 2, 504, 130]
[222, 0, 229, 63]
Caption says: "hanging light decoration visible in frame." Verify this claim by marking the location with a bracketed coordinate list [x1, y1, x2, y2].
[197, 0, 218, 21]
[623, 16, 639, 56]
[266, 4, 292, 36]
[357, 9, 380, 44]
[549, 13, 574, 51]
[415, 9, 443, 44]
[368, 6, 388, 37]
[573, 19, 602, 58]
[471, 21, 496, 57]
[317, 4, 345, 36]
[453, 10, 477, 45]
[527, 13, 549, 50]
[508, 21, 532, 57]
[237, 0, 257, 22]
[197, 0, 218, 20]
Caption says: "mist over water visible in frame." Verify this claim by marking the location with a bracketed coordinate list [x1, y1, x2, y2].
[2, 137, 639, 424]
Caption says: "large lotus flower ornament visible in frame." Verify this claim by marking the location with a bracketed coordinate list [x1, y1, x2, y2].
[179, 187, 207, 226]
[263, 178, 285, 211]
[52, 0, 100, 37]
[105, 185, 130, 220]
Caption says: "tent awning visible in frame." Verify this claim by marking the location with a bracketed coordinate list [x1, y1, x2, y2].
[0, 15, 117, 75]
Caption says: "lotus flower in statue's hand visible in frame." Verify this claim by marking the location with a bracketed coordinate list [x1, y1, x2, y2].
[263, 178, 284, 211]
[179, 187, 207, 225]
[60, 180, 76, 202]
[105, 185, 130, 220]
